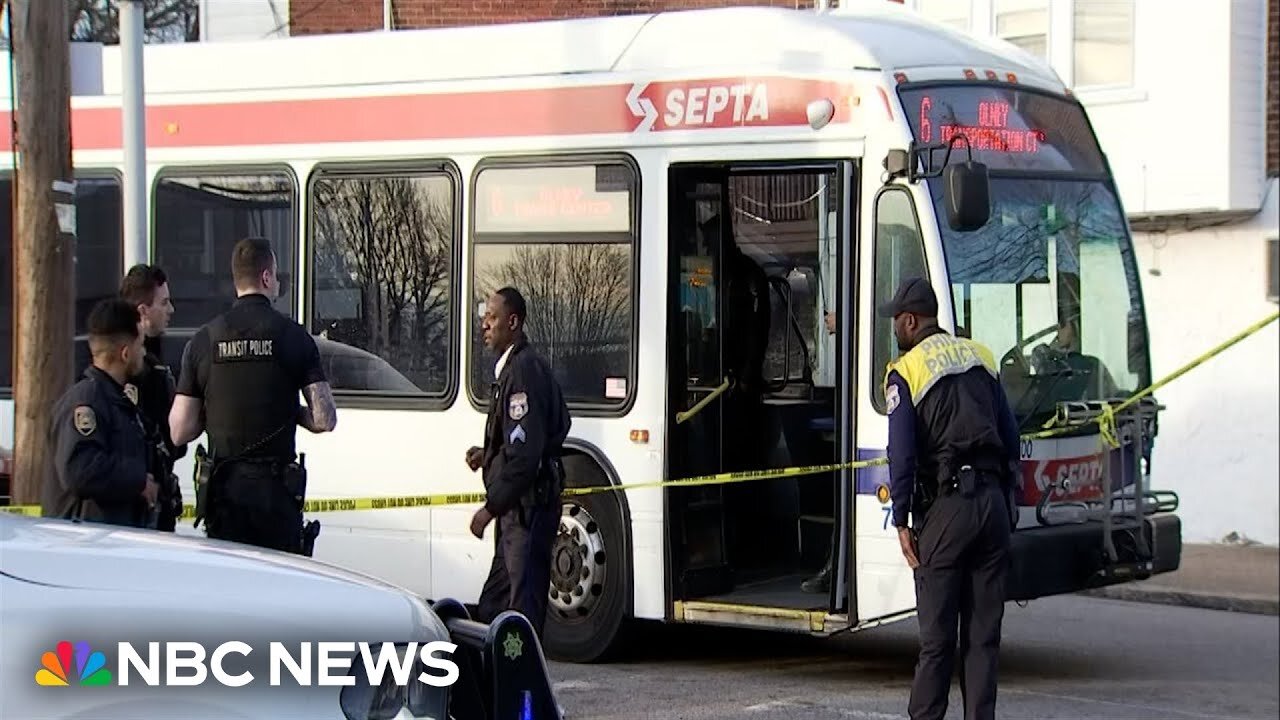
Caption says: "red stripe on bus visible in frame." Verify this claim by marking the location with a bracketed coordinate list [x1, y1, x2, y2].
[0, 77, 853, 150]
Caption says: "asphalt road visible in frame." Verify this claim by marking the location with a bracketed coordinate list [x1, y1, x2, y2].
[547, 596, 1279, 720]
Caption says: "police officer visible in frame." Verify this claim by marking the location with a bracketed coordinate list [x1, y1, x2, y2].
[169, 237, 336, 553]
[880, 277, 1021, 720]
[466, 287, 570, 636]
[120, 263, 186, 531]
[43, 299, 160, 526]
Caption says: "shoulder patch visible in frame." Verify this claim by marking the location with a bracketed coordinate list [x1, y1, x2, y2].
[886, 383, 901, 414]
[73, 405, 97, 436]
[508, 392, 528, 421]
[123, 383, 139, 405]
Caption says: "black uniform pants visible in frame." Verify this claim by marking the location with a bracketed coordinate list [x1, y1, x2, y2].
[477, 501, 560, 636]
[909, 475, 1012, 720]
[208, 462, 303, 554]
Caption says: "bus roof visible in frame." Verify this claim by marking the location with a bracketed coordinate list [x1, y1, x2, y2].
[1, 5, 1063, 101]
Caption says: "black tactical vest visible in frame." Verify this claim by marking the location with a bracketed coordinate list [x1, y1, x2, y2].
[203, 296, 297, 461]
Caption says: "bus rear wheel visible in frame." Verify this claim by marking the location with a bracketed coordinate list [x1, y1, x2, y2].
[543, 476, 629, 663]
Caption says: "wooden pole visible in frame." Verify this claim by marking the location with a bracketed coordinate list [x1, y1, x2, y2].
[10, 0, 74, 507]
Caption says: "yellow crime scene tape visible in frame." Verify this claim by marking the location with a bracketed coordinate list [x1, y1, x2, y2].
[1026, 309, 1280, 447]
[3, 310, 1276, 520]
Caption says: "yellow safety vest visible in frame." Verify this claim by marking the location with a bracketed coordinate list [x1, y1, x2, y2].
[884, 331, 999, 410]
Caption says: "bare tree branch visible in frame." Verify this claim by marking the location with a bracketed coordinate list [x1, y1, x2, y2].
[68, 0, 198, 44]
[475, 242, 631, 399]
[311, 175, 454, 393]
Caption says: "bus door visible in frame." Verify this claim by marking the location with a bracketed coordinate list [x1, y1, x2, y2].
[666, 160, 857, 623]
[852, 186, 932, 623]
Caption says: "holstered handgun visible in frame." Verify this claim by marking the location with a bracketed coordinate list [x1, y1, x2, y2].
[148, 435, 182, 529]
[911, 476, 937, 527]
[300, 520, 321, 557]
[192, 444, 217, 530]
[535, 456, 565, 507]
[283, 454, 319, 556]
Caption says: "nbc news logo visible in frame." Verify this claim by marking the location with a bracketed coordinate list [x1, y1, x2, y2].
[35, 641, 112, 687]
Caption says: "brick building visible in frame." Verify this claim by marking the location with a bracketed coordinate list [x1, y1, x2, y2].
[1269, 0, 1278, 177]
[288, 0, 824, 35]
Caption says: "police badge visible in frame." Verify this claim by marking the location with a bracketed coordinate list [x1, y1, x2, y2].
[124, 383, 139, 405]
[508, 392, 528, 421]
[74, 405, 97, 436]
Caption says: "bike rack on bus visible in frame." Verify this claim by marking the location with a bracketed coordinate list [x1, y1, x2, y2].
[429, 599, 565, 720]
[1032, 397, 1178, 571]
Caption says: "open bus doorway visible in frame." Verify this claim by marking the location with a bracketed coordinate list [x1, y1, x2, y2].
[665, 161, 855, 616]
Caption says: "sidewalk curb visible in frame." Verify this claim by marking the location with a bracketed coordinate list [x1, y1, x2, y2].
[1079, 586, 1280, 616]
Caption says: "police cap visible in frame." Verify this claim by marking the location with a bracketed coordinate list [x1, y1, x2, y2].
[877, 276, 938, 318]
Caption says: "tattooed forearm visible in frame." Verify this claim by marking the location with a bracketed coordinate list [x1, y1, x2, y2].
[299, 382, 338, 433]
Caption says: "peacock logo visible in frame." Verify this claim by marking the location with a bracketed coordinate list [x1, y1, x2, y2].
[35, 641, 113, 687]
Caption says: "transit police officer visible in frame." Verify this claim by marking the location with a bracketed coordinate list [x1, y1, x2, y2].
[466, 287, 570, 636]
[43, 299, 160, 526]
[169, 237, 336, 553]
[880, 277, 1021, 720]
[120, 263, 185, 531]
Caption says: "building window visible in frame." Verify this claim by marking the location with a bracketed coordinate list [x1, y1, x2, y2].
[308, 166, 458, 398]
[468, 158, 638, 409]
[1073, 0, 1135, 88]
[995, 0, 1049, 59]
[917, 0, 972, 32]
[871, 188, 929, 413]
[1268, 238, 1279, 304]
[152, 169, 296, 365]
[0, 174, 123, 393]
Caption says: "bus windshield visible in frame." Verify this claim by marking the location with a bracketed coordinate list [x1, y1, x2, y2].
[898, 85, 1152, 429]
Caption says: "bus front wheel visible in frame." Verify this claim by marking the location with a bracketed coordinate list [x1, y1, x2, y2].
[543, 459, 629, 663]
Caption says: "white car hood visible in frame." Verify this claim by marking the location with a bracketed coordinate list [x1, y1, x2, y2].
[0, 513, 448, 640]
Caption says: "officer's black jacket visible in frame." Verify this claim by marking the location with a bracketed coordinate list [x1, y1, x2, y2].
[129, 339, 187, 466]
[885, 328, 1021, 528]
[481, 338, 571, 517]
[43, 366, 150, 526]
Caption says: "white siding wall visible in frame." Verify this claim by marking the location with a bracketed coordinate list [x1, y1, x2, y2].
[202, 0, 290, 41]
[1133, 179, 1280, 545]
[1077, 0, 1267, 216]
[1227, 0, 1269, 211]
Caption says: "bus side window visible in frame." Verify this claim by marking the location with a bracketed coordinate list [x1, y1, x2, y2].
[870, 188, 928, 413]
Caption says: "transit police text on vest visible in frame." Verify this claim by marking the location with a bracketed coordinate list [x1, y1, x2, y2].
[215, 339, 275, 360]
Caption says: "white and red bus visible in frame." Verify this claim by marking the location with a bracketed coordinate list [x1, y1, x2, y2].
[0, 3, 1181, 662]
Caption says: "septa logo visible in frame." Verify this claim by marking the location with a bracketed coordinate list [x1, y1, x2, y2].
[36, 641, 113, 687]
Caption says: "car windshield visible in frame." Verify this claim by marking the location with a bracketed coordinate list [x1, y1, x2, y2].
[898, 84, 1152, 430]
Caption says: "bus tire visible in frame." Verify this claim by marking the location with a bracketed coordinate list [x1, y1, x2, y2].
[542, 453, 630, 663]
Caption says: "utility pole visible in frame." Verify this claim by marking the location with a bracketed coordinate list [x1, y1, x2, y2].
[10, 0, 75, 506]
[121, 0, 147, 267]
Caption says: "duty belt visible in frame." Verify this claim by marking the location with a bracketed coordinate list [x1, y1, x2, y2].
[942, 465, 995, 497]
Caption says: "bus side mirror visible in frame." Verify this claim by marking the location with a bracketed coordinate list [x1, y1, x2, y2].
[942, 160, 990, 232]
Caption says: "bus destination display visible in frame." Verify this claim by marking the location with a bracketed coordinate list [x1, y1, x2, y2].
[898, 86, 1106, 174]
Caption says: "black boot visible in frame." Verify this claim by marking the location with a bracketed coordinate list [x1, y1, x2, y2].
[800, 552, 832, 593]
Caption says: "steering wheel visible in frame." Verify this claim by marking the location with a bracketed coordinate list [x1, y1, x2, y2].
[999, 322, 1060, 377]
